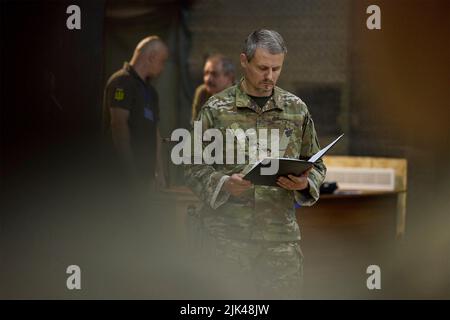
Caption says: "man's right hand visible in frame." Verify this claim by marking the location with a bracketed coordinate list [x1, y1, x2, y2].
[223, 173, 253, 197]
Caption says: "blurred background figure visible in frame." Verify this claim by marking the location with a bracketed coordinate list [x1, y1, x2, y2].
[191, 54, 236, 124]
[103, 36, 169, 191]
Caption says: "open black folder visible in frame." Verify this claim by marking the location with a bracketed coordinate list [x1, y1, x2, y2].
[243, 133, 344, 186]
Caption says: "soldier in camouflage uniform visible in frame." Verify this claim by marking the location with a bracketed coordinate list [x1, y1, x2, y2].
[191, 54, 236, 125]
[184, 29, 326, 299]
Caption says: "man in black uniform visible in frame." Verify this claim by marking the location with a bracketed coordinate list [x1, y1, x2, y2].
[103, 36, 168, 190]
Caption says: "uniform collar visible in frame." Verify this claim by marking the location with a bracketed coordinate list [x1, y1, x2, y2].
[123, 62, 148, 86]
[235, 78, 284, 113]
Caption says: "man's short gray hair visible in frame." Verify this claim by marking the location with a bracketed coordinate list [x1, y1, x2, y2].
[242, 29, 287, 61]
[206, 53, 236, 82]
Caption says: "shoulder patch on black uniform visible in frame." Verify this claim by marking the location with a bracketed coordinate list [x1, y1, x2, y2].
[114, 88, 125, 101]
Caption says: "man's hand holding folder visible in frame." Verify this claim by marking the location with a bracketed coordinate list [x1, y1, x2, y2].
[224, 167, 312, 196]
[224, 173, 253, 196]
[242, 133, 344, 187]
[276, 167, 312, 191]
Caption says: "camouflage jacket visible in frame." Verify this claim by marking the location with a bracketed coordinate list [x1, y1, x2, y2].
[184, 79, 326, 241]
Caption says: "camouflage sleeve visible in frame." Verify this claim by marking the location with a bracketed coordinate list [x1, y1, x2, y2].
[191, 85, 205, 125]
[184, 106, 231, 209]
[294, 111, 327, 206]
[191, 86, 201, 124]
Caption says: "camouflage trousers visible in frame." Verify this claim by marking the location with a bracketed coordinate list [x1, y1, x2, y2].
[217, 237, 303, 299]
[194, 232, 303, 299]
[186, 211, 304, 299]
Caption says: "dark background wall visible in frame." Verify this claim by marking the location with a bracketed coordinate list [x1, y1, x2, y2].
[0, 0, 109, 299]
[0, 0, 449, 298]
[0, 0, 105, 176]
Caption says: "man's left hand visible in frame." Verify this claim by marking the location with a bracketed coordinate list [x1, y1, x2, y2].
[276, 168, 312, 191]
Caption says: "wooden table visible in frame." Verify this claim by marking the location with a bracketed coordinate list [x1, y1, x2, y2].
[160, 187, 406, 244]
